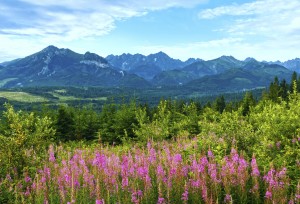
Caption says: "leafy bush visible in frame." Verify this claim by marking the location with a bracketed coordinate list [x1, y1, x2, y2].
[0, 104, 55, 176]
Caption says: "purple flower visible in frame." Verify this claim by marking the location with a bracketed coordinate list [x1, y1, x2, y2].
[6, 174, 12, 182]
[208, 163, 219, 183]
[24, 186, 30, 197]
[202, 185, 208, 201]
[251, 156, 260, 176]
[131, 192, 138, 204]
[181, 187, 188, 201]
[276, 141, 281, 149]
[25, 175, 31, 183]
[224, 194, 231, 203]
[96, 199, 104, 204]
[173, 154, 182, 164]
[238, 157, 248, 172]
[157, 165, 165, 178]
[263, 168, 275, 183]
[207, 150, 214, 158]
[41, 176, 47, 183]
[148, 148, 157, 163]
[190, 179, 200, 188]
[64, 174, 71, 184]
[147, 142, 151, 150]
[278, 167, 287, 178]
[265, 190, 272, 199]
[48, 145, 56, 162]
[121, 176, 128, 189]
[137, 190, 143, 197]
[231, 148, 239, 163]
[157, 197, 165, 204]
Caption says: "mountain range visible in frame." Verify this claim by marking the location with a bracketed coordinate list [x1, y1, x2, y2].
[0, 45, 297, 93]
[269, 58, 300, 73]
[0, 46, 150, 88]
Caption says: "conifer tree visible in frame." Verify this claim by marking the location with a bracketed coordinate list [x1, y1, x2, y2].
[55, 106, 75, 141]
[214, 95, 226, 113]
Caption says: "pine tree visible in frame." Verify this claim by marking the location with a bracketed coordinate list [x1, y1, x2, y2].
[214, 95, 226, 113]
[290, 71, 298, 93]
[241, 92, 256, 116]
[279, 79, 289, 100]
[269, 76, 280, 102]
[55, 106, 75, 141]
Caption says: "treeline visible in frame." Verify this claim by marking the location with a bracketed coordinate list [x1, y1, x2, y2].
[1, 72, 300, 145]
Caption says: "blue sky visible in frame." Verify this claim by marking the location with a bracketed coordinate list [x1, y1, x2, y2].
[0, 0, 299, 62]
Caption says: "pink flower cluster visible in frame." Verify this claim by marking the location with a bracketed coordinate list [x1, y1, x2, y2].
[4, 142, 299, 204]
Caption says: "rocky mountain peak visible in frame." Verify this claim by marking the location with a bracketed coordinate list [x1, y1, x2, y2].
[83, 52, 107, 63]
[41, 45, 59, 53]
[81, 52, 109, 68]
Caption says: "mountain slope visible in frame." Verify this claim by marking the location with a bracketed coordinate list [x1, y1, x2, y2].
[185, 63, 292, 93]
[183, 56, 243, 77]
[152, 56, 244, 86]
[128, 64, 162, 81]
[152, 70, 195, 86]
[0, 46, 150, 88]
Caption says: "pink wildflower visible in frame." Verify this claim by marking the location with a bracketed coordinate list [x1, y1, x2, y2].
[265, 190, 272, 199]
[224, 194, 231, 203]
[207, 150, 214, 158]
[173, 154, 182, 164]
[181, 184, 189, 201]
[251, 156, 260, 176]
[48, 145, 56, 162]
[96, 199, 104, 204]
[24, 175, 31, 183]
[131, 191, 139, 204]
[157, 197, 165, 204]
[276, 141, 281, 149]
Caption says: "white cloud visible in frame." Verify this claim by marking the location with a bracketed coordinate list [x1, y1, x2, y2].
[198, 0, 300, 37]
[197, 0, 300, 61]
[0, 0, 207, 61]
[198, 0, 299, 19]
[19, 0, 208, 10]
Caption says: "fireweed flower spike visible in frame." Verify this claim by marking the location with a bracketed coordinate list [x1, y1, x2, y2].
[7, 141, 298, 203]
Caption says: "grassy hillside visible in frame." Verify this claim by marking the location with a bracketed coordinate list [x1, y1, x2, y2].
[0, 91, 48, 102]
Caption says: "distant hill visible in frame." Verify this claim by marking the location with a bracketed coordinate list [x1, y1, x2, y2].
[185, 63, 292, 93]
[152, 70, 195, 86]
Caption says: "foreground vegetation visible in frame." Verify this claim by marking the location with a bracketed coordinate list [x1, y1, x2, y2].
[1, 140, 299, 203]
[0, 73, 300, 203]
